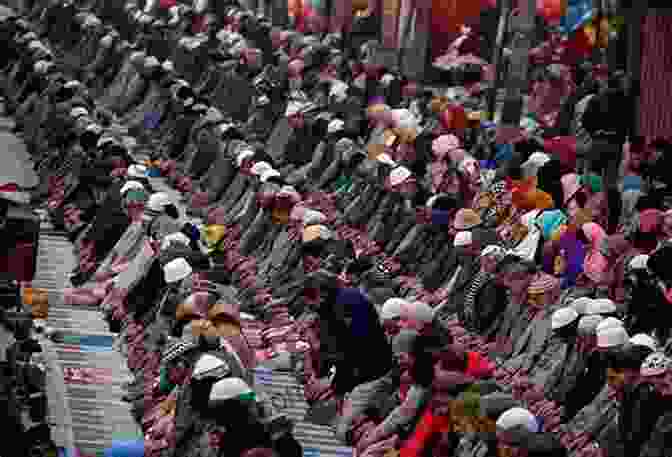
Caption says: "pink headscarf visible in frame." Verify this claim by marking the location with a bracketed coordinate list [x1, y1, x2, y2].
[582, 222, 609, 284]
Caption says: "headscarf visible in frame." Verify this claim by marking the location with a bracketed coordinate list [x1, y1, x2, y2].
[513, 210, 542, 262]
[582, 222, 609, 284]
[543, 229, 585, 289]
[538, 209, 568, 241]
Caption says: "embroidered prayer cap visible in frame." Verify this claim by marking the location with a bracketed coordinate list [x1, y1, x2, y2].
[163, 258, 193, 284]
[453, 208, 481, 231]
[641, 352, 672, 377]
[551, 307, 579, 330]
[161, 338, 198, 364]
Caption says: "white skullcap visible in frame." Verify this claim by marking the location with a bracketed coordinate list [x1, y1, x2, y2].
[596, 317, 624, 333]
[376, 153, 396, 167]
[390, 166, 412, 186]
[250, 161, 273, 176]
[163, 258, 192, 284]
[120, 181, 144, 194]
[147, 192, 172, 212]
[577, 315, 604, 335]
[260, 169, 281, 183]
[127, 164, 147, 178]
[402, 301, 434, 323]
[454, 231, 472, 247]
[496, 407, 540, 433]
[209, 377, 253, 402]
[161, 232, 191, 250]
[551, 307, 579, 330]
[162, 60, 174, 72]
[236, 148, 255, 167]
[596, 326, 629, 348]
[328, 119, 344, 134]
[629, 254, 650, 270]
[380, 298, 407, 320]
[570, 297, 594, 315]
[70, 107, 88, 118]
[585, 298, 617, 315]
[629, 334, 658, 352]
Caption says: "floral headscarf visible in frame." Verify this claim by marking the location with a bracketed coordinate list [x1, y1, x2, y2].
[582, 222, 609, 284]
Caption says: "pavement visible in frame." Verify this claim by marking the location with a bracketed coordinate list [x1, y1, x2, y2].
[0, 105, 141, 457]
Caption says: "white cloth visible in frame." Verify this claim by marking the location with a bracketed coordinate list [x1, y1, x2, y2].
[512, 210, 542, 262]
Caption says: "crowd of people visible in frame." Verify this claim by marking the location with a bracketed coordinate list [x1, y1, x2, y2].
[2, 1, 672, 456]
